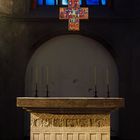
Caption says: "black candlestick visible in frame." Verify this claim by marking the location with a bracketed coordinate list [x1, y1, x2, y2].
[107, 84, 110, 97]
[46, 84, 49, 97]
[35, 83, 38, 97]
[94, 85, 98, 97]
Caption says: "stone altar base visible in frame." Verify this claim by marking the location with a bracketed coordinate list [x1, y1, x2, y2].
[16, 97, 125, 140]
[31, 113, 110, 140]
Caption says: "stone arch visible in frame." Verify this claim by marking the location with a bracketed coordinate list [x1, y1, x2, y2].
[25, 34, 119, 136]
[25, 34, 118, 98]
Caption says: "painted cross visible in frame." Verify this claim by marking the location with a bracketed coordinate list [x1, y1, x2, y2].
[59, 0, 88, 31]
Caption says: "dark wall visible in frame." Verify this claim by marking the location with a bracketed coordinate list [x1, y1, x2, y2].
[0, 18, 31, 139]
[0, 0, 140, 139]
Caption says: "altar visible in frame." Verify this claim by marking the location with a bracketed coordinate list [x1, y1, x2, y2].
[17, 97, 124, 140]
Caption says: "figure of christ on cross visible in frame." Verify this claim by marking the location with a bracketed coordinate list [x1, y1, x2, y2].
[59, 0, 88, 31]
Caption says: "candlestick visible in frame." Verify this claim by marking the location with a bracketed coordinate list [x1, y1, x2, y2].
[35, 66, 38, 84]
[35, 83, 38, 97]
[106, 67, 109, 85]
[46, 84, 49, 97]
[30, 67, 33, 95]
[94, 66, 96, 85]
[107, 84, 110, 97]
[46, 66, 49, 85]
[94, 85, 98, 97]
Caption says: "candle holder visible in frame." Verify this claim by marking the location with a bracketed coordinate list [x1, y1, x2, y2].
[46, 84, 49, 97]
[94, 85, 98, 97]
[35, 83, 38, 97]
[107, 84, 110, 97]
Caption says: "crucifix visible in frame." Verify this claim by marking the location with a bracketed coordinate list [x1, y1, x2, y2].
[59, 0, 88, 31]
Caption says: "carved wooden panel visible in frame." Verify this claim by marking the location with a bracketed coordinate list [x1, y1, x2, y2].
[31, 113, 110, 128]
[101, 133, 108, 140]
[30, 113, 110, 140]
[78, 133, 85, 140]
[67, 133, 73, 140]
[90, 133, 97, 140]
[44, 133, 50, 140]
[31, 132, 109, 140]
[32, 133, 40, 140]
[56, 133, 62, 140]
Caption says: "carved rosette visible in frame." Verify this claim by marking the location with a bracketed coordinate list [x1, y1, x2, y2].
[31, 113, 110, 128]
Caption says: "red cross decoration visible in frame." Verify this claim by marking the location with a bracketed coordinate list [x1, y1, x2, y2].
[59, 0, 88, 31]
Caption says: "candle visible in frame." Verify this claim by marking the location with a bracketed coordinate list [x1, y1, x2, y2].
[94, 66, 96, 85]
[46, 66, 49, 85]
[106, 67, 109, 85]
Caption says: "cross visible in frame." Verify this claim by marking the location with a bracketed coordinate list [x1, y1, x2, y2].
[59, 0, 88, 31]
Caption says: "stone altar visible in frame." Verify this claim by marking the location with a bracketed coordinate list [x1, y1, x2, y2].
[17, 97, 125, 140]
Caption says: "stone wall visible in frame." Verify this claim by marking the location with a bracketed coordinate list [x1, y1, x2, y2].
[0, 0, 29, 15]
[0, 0, 140, 139]
[0, 0, 13, 14]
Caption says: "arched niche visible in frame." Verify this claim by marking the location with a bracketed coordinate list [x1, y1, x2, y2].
[26, 34, 118, 98]
[25, 34, 119, 136]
